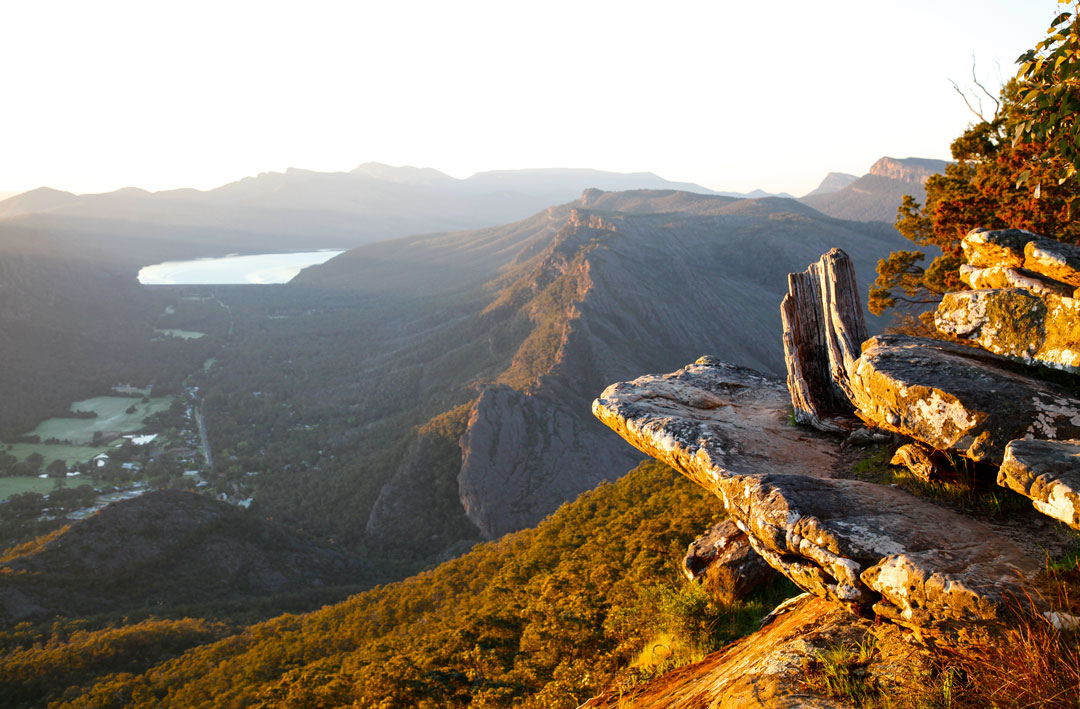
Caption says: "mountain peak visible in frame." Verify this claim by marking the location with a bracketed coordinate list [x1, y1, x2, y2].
[868, 156, 949, 184]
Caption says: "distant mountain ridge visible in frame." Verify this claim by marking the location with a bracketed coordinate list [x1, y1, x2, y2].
[868, 156, 949, 184]
[281, 190, 909, 542]
[800, 156, 951, 222]
[0, 165, 790, 262]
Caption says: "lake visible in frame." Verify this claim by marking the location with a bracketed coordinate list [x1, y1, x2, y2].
[138, 250, 345, 285]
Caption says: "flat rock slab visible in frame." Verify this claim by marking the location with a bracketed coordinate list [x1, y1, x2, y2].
[959, 263, 1074, 298]
[850, 335, 1080, 463]
[593, 357, 1038, 637]
[961, 228, 1044, 269]
[999, 438, 1080, 529]
[1026, 239, 1080, 287]
[936, 288, 1080, 372]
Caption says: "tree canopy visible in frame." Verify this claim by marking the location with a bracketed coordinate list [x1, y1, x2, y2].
[870, 3, 1080, 330]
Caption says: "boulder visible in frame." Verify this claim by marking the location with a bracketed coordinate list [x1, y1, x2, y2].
[961, 228, 1043, 269]
[780, 248, 866, 432]
[998, 438, 1080, 530]
[683, 519, 778, 598]
[890, 442, 945, 483]
[593, 357, 1038, 638]
[958, 263, 1075, 298]
[1025, 238, 1080, 287]
[935, 288, 1080, 372]
[849, 335, 1080, 463]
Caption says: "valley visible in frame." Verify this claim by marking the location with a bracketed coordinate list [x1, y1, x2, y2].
[0, 164, 924, 703]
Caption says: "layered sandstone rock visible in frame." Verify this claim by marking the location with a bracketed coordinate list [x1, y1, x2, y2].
[935, 288, 1080, 372]
[848, 335, 1080, 463]
[958, 263, 1074, 298]
[998, 438, 1080, 530]
[1025, 238, 1080, 287]
[593, 357, 1037, 638]
[961, 228, 1041, 268]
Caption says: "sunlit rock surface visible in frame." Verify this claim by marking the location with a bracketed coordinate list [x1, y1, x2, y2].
[683, 519, 778, 597]
[849, 335, 1080, 463]
[593, 357, 1037, 637]
[1025, 238, 1080, 287]
[999, 438, 1080, 530]
[935, 288, 1080, 372]
[958, 263, 1074, 298]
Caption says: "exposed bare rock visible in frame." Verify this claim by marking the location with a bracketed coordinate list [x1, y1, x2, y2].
[592, 357, 1038, 637]
[999, 438, 1080, 529]
[868, 156, 949, 184]
[935, 288, 1080, 372]
[959, 263, 1075, 298]
[683, 519, 778, 598]
[890, 442, 948, 483]
[961, 228, 1042, 268]
[459, 385, 641, 538]
[849, 335, 1080, 463]
[781, 249, 866, 432]
[579, 595, 930, 709]
[1026, 238, 1080, 287]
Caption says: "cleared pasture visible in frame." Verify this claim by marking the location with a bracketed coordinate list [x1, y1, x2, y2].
[5, 443, 110, 466]
[26, 396, 173, 445]
[0, 476, 93, 500]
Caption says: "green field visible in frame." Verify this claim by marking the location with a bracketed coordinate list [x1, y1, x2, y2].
[5, 443, 111, 466]
[0, 476, 93, 500]
[154, 329, 206, 339]
[27, 396, 174, 445]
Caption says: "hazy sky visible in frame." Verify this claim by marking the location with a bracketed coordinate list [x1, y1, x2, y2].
[0, 1, 1066, 197]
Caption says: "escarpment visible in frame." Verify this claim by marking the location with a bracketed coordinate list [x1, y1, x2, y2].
[589, 228, 1080, 705]
[452, 194, 905, 538]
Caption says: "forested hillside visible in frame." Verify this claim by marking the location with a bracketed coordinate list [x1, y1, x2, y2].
[0, 461, 795, 709]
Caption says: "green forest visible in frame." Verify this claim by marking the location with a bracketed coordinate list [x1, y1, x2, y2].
[0, 461, 796, 708]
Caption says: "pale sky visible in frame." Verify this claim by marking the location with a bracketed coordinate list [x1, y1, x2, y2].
[0, 0, 1067, 197]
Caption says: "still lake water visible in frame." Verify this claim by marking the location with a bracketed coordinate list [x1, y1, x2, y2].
[138, 251, 344, 285]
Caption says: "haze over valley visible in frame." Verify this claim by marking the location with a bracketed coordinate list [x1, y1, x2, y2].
[0, 2, 1071, 705]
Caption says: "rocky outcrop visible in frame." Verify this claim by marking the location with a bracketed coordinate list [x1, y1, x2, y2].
[683, 519, 778, 597]
[849, 335, 1080, 463]
[935, 288, 1080, 372]
[961, 228, 1040, 268]
[1025, 238, 1080, 287]
[593, 357, 1037, 639]
[998, 438, 1080, 529]
[781, 249, 866, 432]
[961, 227, 1080, 287]
[958, 263, 1074, 297]
[867, 157, 949, 184]
[580, 593, 931, 708]
[890, 442, 949, 483]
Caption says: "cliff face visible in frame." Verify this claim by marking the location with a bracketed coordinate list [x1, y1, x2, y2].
[455, 196, 905, 538]
[867, 156, 949, 184]
[800, 156, 949, 222]
[588, 228, 1080, 704]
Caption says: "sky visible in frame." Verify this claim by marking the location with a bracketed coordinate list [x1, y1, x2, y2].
[0, 0, 1068, 197]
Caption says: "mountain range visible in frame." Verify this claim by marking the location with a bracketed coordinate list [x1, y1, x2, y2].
[0, 159, 927, 614]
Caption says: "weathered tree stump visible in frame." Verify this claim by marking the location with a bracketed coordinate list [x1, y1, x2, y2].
[781, 248, 866, 432]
